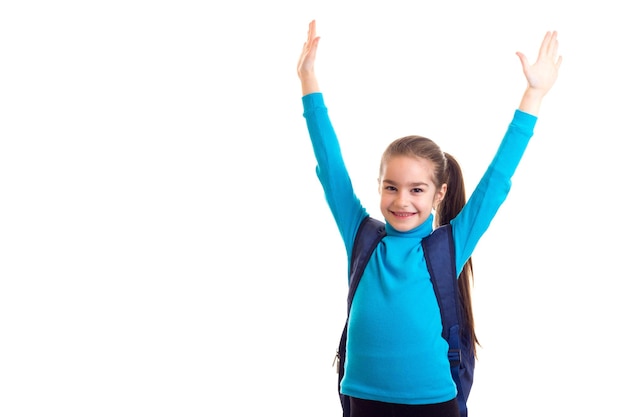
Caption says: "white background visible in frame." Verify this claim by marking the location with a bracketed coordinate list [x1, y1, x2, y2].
[1, 1, 624, 416]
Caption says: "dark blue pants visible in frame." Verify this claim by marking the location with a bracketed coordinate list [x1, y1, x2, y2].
[349, 397, 460, 417]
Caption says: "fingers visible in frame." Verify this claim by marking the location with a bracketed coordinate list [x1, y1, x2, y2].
[306, 20, 319, 49]
[308, 19, 316, 43]
[538, 31, 551, 58]
[303, 20, 320, 57]
[548, 31, 559, 57]
[539, 31, 560, 62]
[516, 51, 529, 71]
[555, 54, 563, 70]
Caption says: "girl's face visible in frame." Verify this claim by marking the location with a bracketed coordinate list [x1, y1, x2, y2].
[378, 155, 446, 232]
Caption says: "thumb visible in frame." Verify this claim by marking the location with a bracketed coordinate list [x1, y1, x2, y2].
[515, 51, 529, 71]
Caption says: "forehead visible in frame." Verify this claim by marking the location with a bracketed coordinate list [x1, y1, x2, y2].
[381, 155, 437, 181]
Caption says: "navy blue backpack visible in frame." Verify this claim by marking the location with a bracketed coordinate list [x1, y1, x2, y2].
[335, 216, 475, 417]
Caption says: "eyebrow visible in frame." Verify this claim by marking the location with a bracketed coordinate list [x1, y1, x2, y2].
[382, 179, 430, 188]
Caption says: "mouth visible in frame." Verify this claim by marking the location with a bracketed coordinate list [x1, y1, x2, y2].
[390, 211, 416, 218]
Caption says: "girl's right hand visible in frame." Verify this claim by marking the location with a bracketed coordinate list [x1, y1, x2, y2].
[297, 20, 321, 95]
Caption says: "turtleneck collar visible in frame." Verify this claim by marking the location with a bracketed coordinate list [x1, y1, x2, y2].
[384, 213, 435, 239]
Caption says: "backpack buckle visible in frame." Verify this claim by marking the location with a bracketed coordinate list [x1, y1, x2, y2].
[448, 348, 462, 367]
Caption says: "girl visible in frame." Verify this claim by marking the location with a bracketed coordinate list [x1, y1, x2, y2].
[297, 20, 561, 417]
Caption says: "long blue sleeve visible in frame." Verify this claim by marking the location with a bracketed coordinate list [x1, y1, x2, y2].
[451, 110, 537, 274]
[302, 93, 368, 257]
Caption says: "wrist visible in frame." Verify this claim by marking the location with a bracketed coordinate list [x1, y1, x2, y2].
[518, 87, 545, 116]
[300, 74, 320, 96]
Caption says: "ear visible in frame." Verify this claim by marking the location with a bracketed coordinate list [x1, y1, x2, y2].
[434, 183, 447, 206]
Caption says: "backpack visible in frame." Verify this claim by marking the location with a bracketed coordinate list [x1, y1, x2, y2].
[334, 216, 475, 417]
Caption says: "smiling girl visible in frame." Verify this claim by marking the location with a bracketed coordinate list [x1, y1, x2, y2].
[297, 20, 562, 417]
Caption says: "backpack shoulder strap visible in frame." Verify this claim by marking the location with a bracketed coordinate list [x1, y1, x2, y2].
[347, 216, 386, 312]
[422, 224, 471, 417]
[422, 224, 460, 340]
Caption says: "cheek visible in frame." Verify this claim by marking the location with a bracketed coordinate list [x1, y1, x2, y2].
[379, 193, 391, 208]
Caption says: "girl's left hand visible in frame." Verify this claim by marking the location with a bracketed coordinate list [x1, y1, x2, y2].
[516, 31, 563, 96]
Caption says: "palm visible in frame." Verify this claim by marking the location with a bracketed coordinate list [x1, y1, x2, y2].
[517, 31, 562, 93]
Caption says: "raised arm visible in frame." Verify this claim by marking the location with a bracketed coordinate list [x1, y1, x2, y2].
[516, 31, 563, 116]
[297, 20, 321, 96]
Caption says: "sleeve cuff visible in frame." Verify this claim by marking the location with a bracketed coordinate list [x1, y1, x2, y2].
[302, 92, 325, 111]
[513, 109, 538, 131]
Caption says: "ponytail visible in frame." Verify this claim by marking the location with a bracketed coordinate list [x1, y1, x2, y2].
[438, 152, 479, 356]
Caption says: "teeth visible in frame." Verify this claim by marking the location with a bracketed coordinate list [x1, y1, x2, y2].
[394, 212, 413, 217]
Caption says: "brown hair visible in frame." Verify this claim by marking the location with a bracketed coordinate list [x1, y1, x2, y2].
[380, 135, 479, 354]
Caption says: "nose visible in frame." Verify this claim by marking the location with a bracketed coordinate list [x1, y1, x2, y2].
[396, 191, 410, 208]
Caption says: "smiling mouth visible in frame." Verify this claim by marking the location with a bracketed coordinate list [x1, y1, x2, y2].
[391, 211, 416, 218]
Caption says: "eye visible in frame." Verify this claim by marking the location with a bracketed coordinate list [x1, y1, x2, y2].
[384, 185, 397, 192]
[411, 187, 424, 193]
